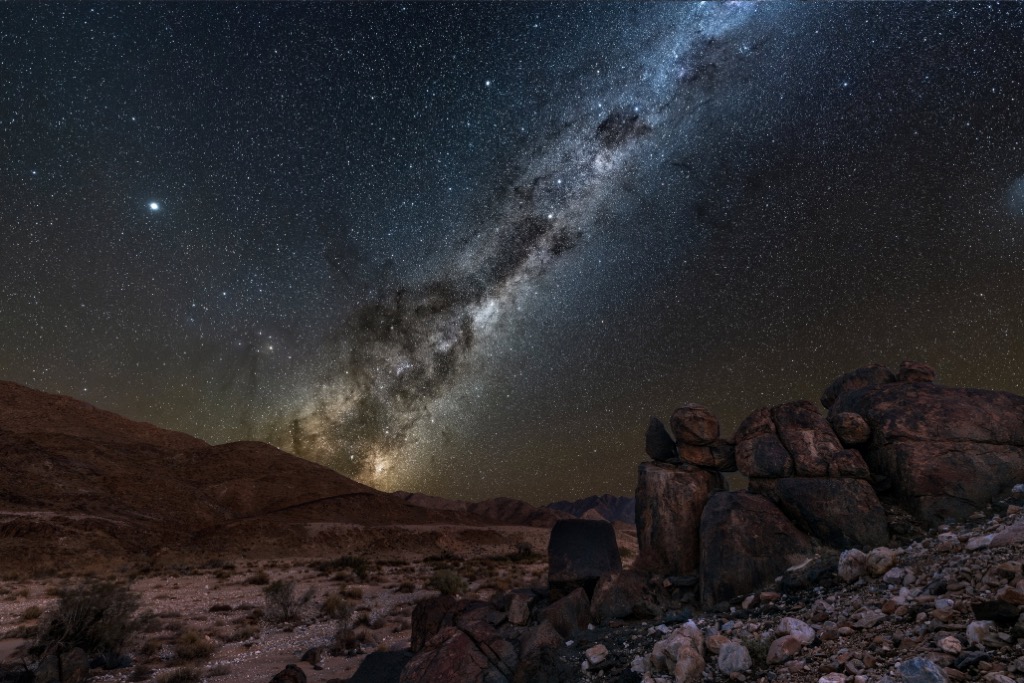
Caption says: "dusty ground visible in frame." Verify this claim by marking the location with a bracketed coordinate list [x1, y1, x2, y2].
[0, 523, 638, 683]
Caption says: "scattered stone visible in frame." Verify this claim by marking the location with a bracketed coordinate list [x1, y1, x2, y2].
[674, 647, 705, 683]
[938, 635, 963, 655]
[865, 547, 896, 577]
[972, 600, 1021, 626]
[541, 587, 590, 639]
[508, 593, 531, 626]
[718, 641, 752, 674]
[838, 548, 868, 582]
[766, 634, 803, 664]
[777, 616, 815, 645]
[898, 657, 949, 683]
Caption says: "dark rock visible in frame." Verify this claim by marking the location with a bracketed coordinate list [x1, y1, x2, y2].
[780, 552, 840, 591]
[829, 411, 871, 446]
[400, 620, 517, 683]
[898, 360, 937, 383]
[820, 363, 896, 409]
[735, 434, 793, 479]
[590, 570, 657, 624]
[411, 595, 458, 653]
[300, 647, 324, 669]
[953, 650, 991, 671]
[709, 439, 737, 472]
[349, 651, 413, 683]
[546, 494, 636, 524]
[547, 519, 621, 597]
[514, 622, 573, 683]
[670, 403, 720, 446]
[733, 406, 775, 442]
[541, 587, 590, 638]
[676, 443, 714, 468]
[635, 462, 724, 576]
[58, 650, 88, 683]
[971, 600, 1021, 626]
[830, 381, 1024, 524]
[645, 416, 676, 462]
[33, 656, 58, 683]
[269, 664, 307, 683]
[750, 477, 888, 549]
[898, 657, 949, 682]
[699, 491, 814, 606]
[773, 401, 843, 477]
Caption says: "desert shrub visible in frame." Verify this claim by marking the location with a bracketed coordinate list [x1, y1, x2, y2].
[310, 556, 371, 581]
[138, 638, 161, 658]
[262, 580, 314, 623]
[206, 663, 231, 677]
[208, 604, 232, 613]
[428, 569, 467, 596]
[174, 629, 216, 661]
[21, 606, 42, 621]
[618, 545, 634, 559]
[342, 586, 363, 600]
[155, 666, 202, 683]
[397, 582, 416, 594]
[224, 624, 259, 642]
[741, 636, 769, 669]
[321, 592, 353, 621]
[246, 570, 270, 585]
[129, 664, 153, 682]
[35, 580, 139, 657]
[510, 542, 539, 562]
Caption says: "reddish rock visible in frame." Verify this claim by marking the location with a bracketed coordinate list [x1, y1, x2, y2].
[709, 439, 738, 472]
[670, 403, 720, 446]
[735, 433, 793, 479]
[826, 449, 871, 479]
[773, 401, 843, 477]
[733, 406, 775, 442]
[547, 519, 621, 597]
[410, 596, 493, 653]
[635, 462, 724, 576]
[590, 570, 655, 624]
[829, 411, 871, 446]
[699, 491, 814, 606]
[645, 416, 676, 462]
[766, 634, 803, 664]
[898, 360, 937, 383]
[541, 587, 590, 638]
[677, 443, 715, 468]
[750, 477, 888, 549]
[400, 621, 517, 683]
[820, 363, 896, 409]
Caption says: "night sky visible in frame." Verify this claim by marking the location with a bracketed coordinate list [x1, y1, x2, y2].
[3, 2, 1024, 504]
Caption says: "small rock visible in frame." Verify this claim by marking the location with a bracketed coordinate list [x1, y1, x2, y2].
[631, 655, 647, 674]
[851, 609, 886, 629]
[883, 566, 906, 584]
[838, 548, 867, 583]
[967, 534, 994, 551]
[673, 646, 704, 683]
[865, 547, 896, 577]
[982, 674, 1015, 683]
[966, 620, 995, 649]
[818, 674, 846, 683]
[777, 616, 815, 645]
[706, 634, 730, 655]
[898, 656, 950, 682]
[508, 594, 530, 626]
[585, 644, 608, 666]
[996, 585, 1024, 606]
[717, 641, 752, 674]
[939, 635, 963, 655]
[767, 635, 803, 664]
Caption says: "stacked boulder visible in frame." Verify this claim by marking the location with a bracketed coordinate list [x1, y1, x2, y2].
[636, 404, 732, 577]
[824, 361, 1024, 525]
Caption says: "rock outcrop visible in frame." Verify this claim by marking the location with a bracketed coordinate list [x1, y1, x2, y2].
[547, 519, 621, 598]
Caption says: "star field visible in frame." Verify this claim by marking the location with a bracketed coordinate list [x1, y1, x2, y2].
[2, 3, 1024, 503]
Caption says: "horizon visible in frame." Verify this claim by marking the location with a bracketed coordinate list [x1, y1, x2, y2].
[2, 3, 1024, 503]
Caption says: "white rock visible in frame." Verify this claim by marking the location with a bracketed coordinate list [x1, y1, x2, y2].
[631, 655, 648, 674]
[967, 620, 994, 649]
[967, 534, 994, 550]
[882, 567, 905, 584]
[838, 548, 868, 583]
[818, 674, 846, 683]
[938, 635, 962, 655]
[777, 616, 815, 645]
[717, 641, 752, 674]
[934, 597, 954, 611]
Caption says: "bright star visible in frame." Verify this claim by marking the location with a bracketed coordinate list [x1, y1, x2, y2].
[149, 202, 160, 211]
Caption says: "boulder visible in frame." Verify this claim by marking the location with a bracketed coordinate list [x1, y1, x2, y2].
[269, 665, 307, 683]
[514, 621, 569, 683]
[410, 597, 492, 653]
[635, 462, 724, 576]
[773, 401, 843, 477]
[898, 360, 937, 383]
[699, 491, 814, 606]
[541, 587, 590, 639]
[829, 411, 871, 446]
[400, 619, 517, 683]
[735, 434, 793, 479]
[670, 403, 719, 445]
[590, 570, 656, 624]
[830, 381, 1024, 524]
[717, 641, 752, 674]
[645, 416, 676, 462]
[749, 477, 888, 549]
[547, 519, 621, 597]
[709, 439, 738, 472]
[820, 363, 896, 409]
[349, 651, 413, 683]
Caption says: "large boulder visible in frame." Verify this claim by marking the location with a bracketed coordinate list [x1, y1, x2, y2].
[590, 570, 658, 624]
[820, 363, 896, 409]
[772, 401, 843, 477]
[645, 416, 677, 462]
[400, 618, 517, 683]
[735, 433, 793, 479]
[547, 519, 621, 597]
[635, 462, 724, 576]
[670, 403, 720, 446]
[830, 381, 1024, 524]
[700, 491, 814, 606]
[541, 587, 591, 638]
[749, 477, 888, 549]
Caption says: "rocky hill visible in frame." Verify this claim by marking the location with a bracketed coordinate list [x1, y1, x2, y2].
[0, 380, 511, 571]
[391, 491, 573, 527]
[546, 494, 636, 524]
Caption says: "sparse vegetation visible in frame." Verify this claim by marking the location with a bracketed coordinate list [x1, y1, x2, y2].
[310, 555, 371, 581]
[206, 663, 231, 677]
[21, 605, 42, 621]
[262, 580, 314, 623]
[35, 580, 139, 658]
[321, 591, 354, 621]
[174, 628, 216, 661]
[246, 570, 270, 585]
[129, 665, 154, 682]
[428, 569, 467, 596]
[155, 666, 202, 683]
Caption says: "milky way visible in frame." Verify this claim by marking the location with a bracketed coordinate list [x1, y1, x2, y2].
[3, 3, 1024, 503]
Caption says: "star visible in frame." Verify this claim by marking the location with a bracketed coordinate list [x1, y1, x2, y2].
[148, 202, 160, 211]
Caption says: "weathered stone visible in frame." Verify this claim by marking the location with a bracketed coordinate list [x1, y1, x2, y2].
[541, 587, 590, 639]
[590, 570, 654, 624]
[673, 647, 704, 683]
[699, 491, 814, 606]
[548, 519, 621, 597]
[749, 477, 889, 549]
[349, 651, 414, 683]
[717, 641, 752, 674]
[584, 644, 607, 666]
[635, 461, 723, 576]
[972, 600, 1021, 626]
[826, 449, 871, 479]
[898, 657, 949, 683]
[938, 635, 963, 655]
[507, 594, 530, 626]
[670, 403, 719, 446]
[766, 634, 803, 664]
[820, 363, 896, 409]
[270, 664, 307, 683]
[400, 621, 517, 683]
[899, 360, 937, 383]
[646, 416, 676, 462]
[829, 411, 872, 445]
[865, 547, 896, 577]
[410, 595, 458, 652]
[777, 617, 815, 645]
[735, 433, 793, 479]
[733, 406, 775, 442]
[676, 443, 714, 468]
[708, 439, 737, 472]
[773, 401, 844, 477]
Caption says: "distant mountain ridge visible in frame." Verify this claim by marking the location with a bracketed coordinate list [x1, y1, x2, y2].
[391, 491, 573, 527]
[545, 493, 636, 524]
